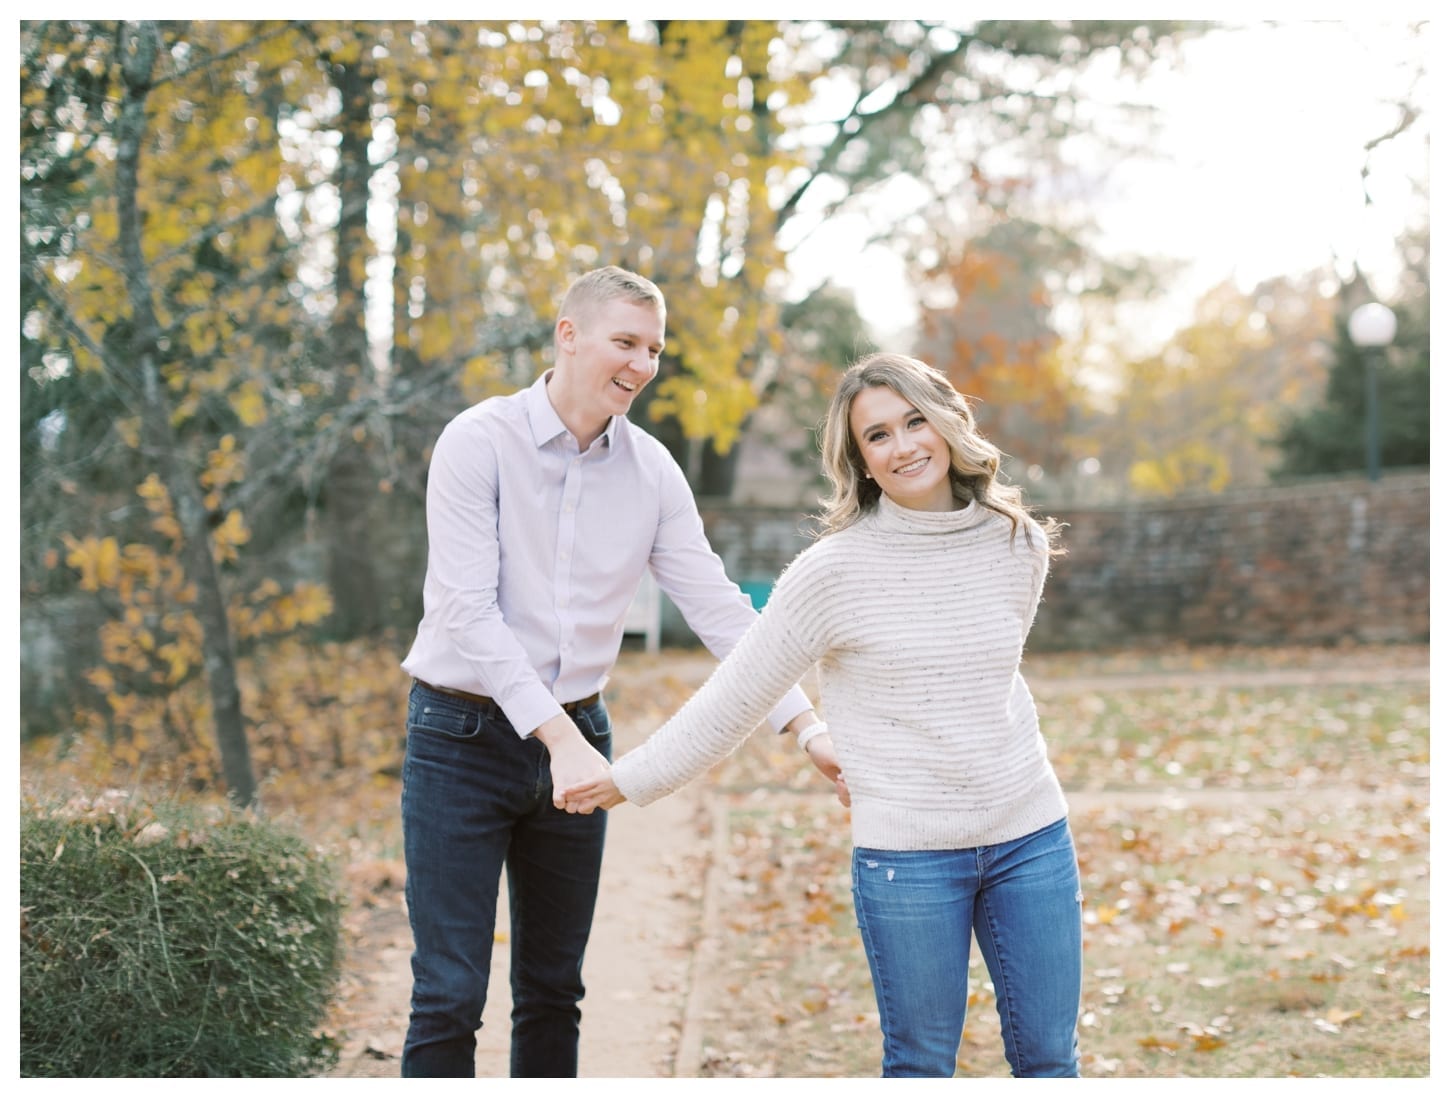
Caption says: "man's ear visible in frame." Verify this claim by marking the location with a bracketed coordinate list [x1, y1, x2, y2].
[555, 315, 576, 354]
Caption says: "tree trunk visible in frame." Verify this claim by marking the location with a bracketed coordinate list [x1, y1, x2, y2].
[320, 52, 382, 638]
[115, 21, 256, 805]
[698, 438, 742, 499]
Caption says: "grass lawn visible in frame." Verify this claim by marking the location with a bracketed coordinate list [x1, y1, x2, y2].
[21, 640, 1429, 1078]
[683, 645, 1430, 1077]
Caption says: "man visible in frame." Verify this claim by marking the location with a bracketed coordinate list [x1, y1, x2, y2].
[398, 265, 838, 1077]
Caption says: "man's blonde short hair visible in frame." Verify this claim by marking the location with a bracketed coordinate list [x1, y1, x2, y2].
[557, 266, 666, 331]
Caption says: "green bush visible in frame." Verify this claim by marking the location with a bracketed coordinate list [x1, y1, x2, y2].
[20, 790, 344, 1077]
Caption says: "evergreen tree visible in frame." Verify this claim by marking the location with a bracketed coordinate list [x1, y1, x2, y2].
[1276, 272, 1429, 479]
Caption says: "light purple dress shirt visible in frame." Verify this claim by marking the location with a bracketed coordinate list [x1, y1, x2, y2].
[401, 372, 813, 739]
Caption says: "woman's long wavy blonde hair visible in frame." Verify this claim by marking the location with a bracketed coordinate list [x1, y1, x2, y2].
[818, 352, 1063, 554]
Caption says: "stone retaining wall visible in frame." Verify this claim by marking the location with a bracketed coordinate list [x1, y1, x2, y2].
[680, 471, 1429, 650]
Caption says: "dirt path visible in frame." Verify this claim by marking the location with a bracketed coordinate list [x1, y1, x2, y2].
[325, 651, 1429, 1078]
[324, 787, 712, 1077]
[327, 656, 721, 1078]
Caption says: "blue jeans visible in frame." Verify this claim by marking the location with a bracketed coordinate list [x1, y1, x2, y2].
[400, 682, 611, 1077]
[852, 817, 1082, 1077]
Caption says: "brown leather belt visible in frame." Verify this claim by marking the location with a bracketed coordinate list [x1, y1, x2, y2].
[413, 679, 602, 715]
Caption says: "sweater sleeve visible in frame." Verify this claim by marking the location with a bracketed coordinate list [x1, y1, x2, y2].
[611, 550, 829, 806]
[1021, 521, 1050, 641]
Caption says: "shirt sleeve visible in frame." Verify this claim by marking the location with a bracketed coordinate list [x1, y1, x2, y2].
[425, 414, 561, 736]
[611, 554, 827, 806]
[645, 454, 813, 731]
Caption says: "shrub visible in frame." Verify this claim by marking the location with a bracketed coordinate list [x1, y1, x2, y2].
[20, 789, 344, 1077]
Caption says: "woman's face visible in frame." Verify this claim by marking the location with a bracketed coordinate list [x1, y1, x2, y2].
[848, 385, 958, 513]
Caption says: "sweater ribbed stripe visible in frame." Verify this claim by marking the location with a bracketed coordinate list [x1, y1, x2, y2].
[612, 497, 1068, 851]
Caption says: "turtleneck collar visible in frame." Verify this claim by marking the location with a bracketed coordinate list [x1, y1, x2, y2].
[871, 492, 990, 534]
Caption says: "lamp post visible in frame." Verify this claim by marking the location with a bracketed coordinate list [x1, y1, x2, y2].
[1348, 302, 1397, 483]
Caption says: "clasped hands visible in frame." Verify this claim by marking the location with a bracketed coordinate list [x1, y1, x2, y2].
[533, 714, 621, 815]
[557, 764, 626, 814]
[542, 719, 851, 815]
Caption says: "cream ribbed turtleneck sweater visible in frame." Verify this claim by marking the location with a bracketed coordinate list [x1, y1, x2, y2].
[611, 494, 1069, 851]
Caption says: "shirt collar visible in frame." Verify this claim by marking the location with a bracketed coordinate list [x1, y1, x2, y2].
[527, 371, 620, 451]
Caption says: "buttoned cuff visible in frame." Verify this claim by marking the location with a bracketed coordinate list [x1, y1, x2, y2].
[502, 682, 567, 740]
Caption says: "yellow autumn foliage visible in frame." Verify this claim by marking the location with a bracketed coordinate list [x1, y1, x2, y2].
[62, 535, 121, 592]
[34, 19, 829, 802]
[1129, 443, 1233, 498]
[30, 631, 407, 802]
[210, 510, 251, 564]
[200, 436, 246, 494]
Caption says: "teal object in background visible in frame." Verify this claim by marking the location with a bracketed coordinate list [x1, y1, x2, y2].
[738, 580, 774, 610]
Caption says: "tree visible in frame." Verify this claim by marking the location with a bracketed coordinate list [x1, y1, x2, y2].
[17, 19, 1219, 796]
[1275, 248, 1430, 479]
[913, 220, 1089, 485]
[741, 20, 1203, 499]
[730, 286, 879, 505]
[272, 20, 822, 507]
[93, 23, 255, 802]
[314, 31, 381, 636]
[20, 19, 825, 790]
[773, 21, 1196, 232]
[1272, 23, 1431, 481]
[21, 21, 341, 802]
[1096, 275, 1339, 497]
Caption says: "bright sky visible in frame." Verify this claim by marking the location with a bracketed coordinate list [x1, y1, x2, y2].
[783, 12, 1432, 352]
[1094, 18, 1430, 348]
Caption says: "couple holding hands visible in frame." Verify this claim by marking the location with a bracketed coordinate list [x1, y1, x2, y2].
[398, 265, 1081, 1078]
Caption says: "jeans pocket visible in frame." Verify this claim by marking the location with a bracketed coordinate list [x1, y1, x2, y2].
[571, 704, 612, 759]
[408, 694, 483, 740]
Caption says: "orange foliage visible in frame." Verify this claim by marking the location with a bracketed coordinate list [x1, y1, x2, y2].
[915, 241, 1079, 473]
[24, 632, 408, 817]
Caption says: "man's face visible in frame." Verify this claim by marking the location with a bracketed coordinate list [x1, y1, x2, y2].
[558, 297, 666, 420]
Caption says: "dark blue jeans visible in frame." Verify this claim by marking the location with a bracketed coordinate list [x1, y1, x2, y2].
[852, 818, 1082, 1077]
[400, 681, 611, 1077]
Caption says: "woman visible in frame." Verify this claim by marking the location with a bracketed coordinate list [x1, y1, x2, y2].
[561, 352, 1081, 1078]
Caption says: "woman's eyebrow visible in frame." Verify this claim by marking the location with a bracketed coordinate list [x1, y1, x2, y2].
[857, 407, 923, 436]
